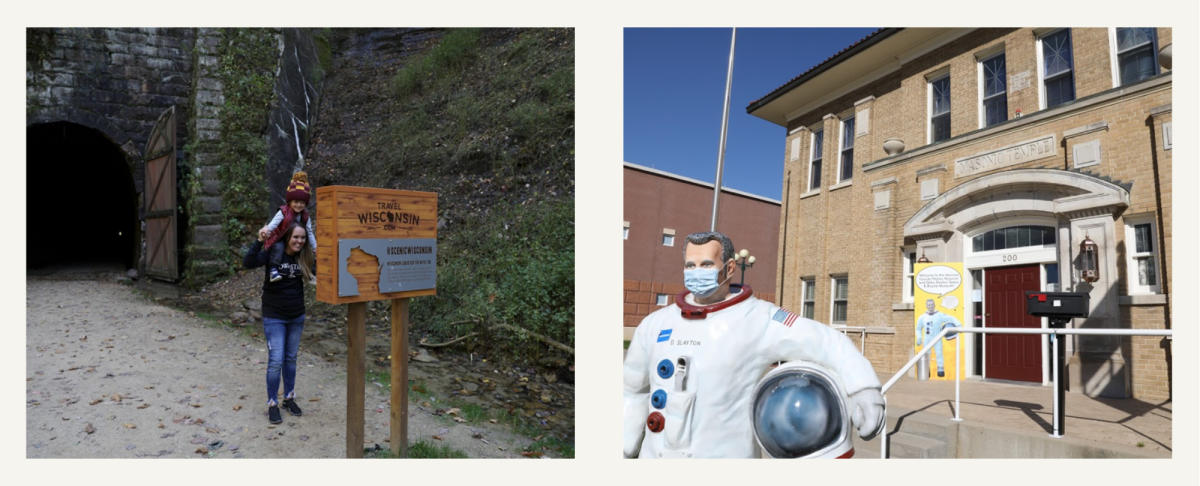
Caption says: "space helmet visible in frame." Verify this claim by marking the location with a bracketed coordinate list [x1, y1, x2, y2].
[751, 361, 854, 458]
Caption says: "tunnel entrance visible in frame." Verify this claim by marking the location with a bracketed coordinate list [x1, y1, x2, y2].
[27, 122, 138, 271]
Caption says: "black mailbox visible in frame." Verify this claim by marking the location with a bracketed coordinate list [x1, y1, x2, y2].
[1025, 291, 1089, 318]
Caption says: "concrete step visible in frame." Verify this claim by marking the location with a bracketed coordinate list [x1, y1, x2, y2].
[888, 407, 959, 444]
[888, 431, 948, 458]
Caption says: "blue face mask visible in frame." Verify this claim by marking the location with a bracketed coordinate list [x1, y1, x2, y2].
[684, 266, 726, 297]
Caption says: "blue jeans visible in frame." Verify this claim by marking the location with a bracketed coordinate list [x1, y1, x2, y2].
[263, 314, 305, 405]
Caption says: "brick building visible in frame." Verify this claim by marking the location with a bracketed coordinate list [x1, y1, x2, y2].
[748, 28, 1172, 400]
[623, 162, 780, 338]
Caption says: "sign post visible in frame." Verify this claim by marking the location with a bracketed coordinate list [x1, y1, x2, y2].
[316, 186, 437, 458]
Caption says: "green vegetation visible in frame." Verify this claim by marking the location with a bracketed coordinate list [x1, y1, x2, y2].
[213, 28, 278, 273]
[414, 200, 573, 362]
[406, 440, 469, 458]
[323, 29, 575, 364]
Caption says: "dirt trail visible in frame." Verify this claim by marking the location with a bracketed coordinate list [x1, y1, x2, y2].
[26, 275, 532, 458]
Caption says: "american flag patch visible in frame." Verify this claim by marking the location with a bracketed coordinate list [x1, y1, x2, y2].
[657, 329, 672, 342]
[772, 309, 799, 327]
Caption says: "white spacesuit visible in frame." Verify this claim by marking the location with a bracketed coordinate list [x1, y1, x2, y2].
[623, 285, 885, 458]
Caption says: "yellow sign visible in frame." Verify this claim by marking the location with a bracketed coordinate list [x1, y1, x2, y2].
[913, 262, 965, 381]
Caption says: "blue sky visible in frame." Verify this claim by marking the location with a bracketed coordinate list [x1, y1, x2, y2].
[624, 28, 878, 201]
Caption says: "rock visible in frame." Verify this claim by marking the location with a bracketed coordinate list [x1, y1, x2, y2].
[230, 312, 249, 324]
[542, 372, 557, 384]
[243, 299, 262, 312]
[249, 309, 262, 320]
[126, 269, 139, 280]
[540, 392, 552, 404]
[412, 348, 438, 363]
[463, 382, 479, 393]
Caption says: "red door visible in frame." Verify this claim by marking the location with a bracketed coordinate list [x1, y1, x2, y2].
[984, 264, 1041, 382]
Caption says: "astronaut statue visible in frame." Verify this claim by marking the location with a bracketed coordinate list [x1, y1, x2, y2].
[623, 231, 885, 458]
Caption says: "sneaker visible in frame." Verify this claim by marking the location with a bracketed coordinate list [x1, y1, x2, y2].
[937, 370, 945, 377]
[282, 398, 303, 416]
[268, 405, 282, 424]
[269, 267, 283, 283]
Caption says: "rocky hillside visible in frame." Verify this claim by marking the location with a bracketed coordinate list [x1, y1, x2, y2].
[305, 27, 575, 366]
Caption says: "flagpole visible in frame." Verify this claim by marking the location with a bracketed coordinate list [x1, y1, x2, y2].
[710, 27, 737, 231]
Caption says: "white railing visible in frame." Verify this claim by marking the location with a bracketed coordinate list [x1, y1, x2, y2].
[878, 326, 1173, 459]
[834, 325, 895, 352]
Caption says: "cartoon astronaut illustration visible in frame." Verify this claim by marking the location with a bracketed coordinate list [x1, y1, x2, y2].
[623, 231, 885, 458]
[915, 298, 961, 377]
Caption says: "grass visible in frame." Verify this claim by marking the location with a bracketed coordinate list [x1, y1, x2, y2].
[363, 440, 469, 459]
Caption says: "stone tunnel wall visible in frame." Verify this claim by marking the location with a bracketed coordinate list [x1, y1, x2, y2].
[27, 28, 199, 277]
[27, 28, 323, 285]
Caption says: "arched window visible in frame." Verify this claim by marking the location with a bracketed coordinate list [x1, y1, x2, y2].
[972, 225, 1056, 252]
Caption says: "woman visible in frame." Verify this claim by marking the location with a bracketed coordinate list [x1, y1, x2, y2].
[243, 222, 315, 424]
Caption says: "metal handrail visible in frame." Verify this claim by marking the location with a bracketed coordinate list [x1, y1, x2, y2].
[879, 326, 1173, 458]
[834, 325, 895, 352]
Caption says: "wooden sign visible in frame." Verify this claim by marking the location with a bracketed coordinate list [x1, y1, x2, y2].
[316, 185, 438, 304]
[313, 185, 436, 458]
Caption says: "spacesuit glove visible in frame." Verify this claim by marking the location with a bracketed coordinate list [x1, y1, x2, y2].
[848, 388, 885, 440]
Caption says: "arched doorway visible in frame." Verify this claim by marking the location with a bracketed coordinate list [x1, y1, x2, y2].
[27, 122, 138, 271]
[903, 169, 1131, 391]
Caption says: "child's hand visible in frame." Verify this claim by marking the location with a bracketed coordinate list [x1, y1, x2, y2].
[257, 228, 268, 241]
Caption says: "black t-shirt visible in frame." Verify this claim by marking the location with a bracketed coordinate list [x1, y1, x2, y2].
[243, 240, 306, 319]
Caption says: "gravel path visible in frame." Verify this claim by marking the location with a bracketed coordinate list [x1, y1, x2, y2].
[26, 276, 532, 458]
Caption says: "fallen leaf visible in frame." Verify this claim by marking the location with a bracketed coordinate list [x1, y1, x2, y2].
[521, 451, 543, 458]
[110, 394, 122, 403]
[144, 386, 154, 390]
[488, 419, 498, 424]
[446, 408, 462, 416]
[137, 403, 150, 409]
[432, 435, 444, 441]
[232, 405, 242, 411]
[89, 399, 103, 405]
[123, 423, 136, 429]
[84, 423, 95, 434]
[308, 398, 320, 402]
[452, 417, 467, 423]
[190, 403, 202, 408]
[157, 423, 165, 429]
[195, 447, 208, 454]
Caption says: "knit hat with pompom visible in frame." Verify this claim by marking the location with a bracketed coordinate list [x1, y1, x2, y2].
[285, 171, 311, 203]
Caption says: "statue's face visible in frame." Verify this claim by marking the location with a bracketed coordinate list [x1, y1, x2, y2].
[926, 299, 936, 313]
[683, 240, 725, 275]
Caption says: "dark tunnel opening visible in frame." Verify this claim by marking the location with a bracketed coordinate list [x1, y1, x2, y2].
[27, 122, 138, 271]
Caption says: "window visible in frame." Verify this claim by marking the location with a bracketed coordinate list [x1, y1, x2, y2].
[980, 53, 1008, 127]
[1040, 29, 1076, 109]
[662, 228, 675, 247]
[623, 221, 630, 240]
[902, 250, 916, 303]
[809, 129, 823, 191]
[929, 74, 951, 142]
[838, 118, 854, 182]
[655, 293, 669, 306]
[1124, 217, 1161, 294]
[972, 225, 1056, 252]
[830, 276, 848, 324]
[1114, 28, 1159, 86]
[801, 278, 816, 319]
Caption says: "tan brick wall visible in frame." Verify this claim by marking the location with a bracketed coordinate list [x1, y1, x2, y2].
[774, 28, 1171, 395]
